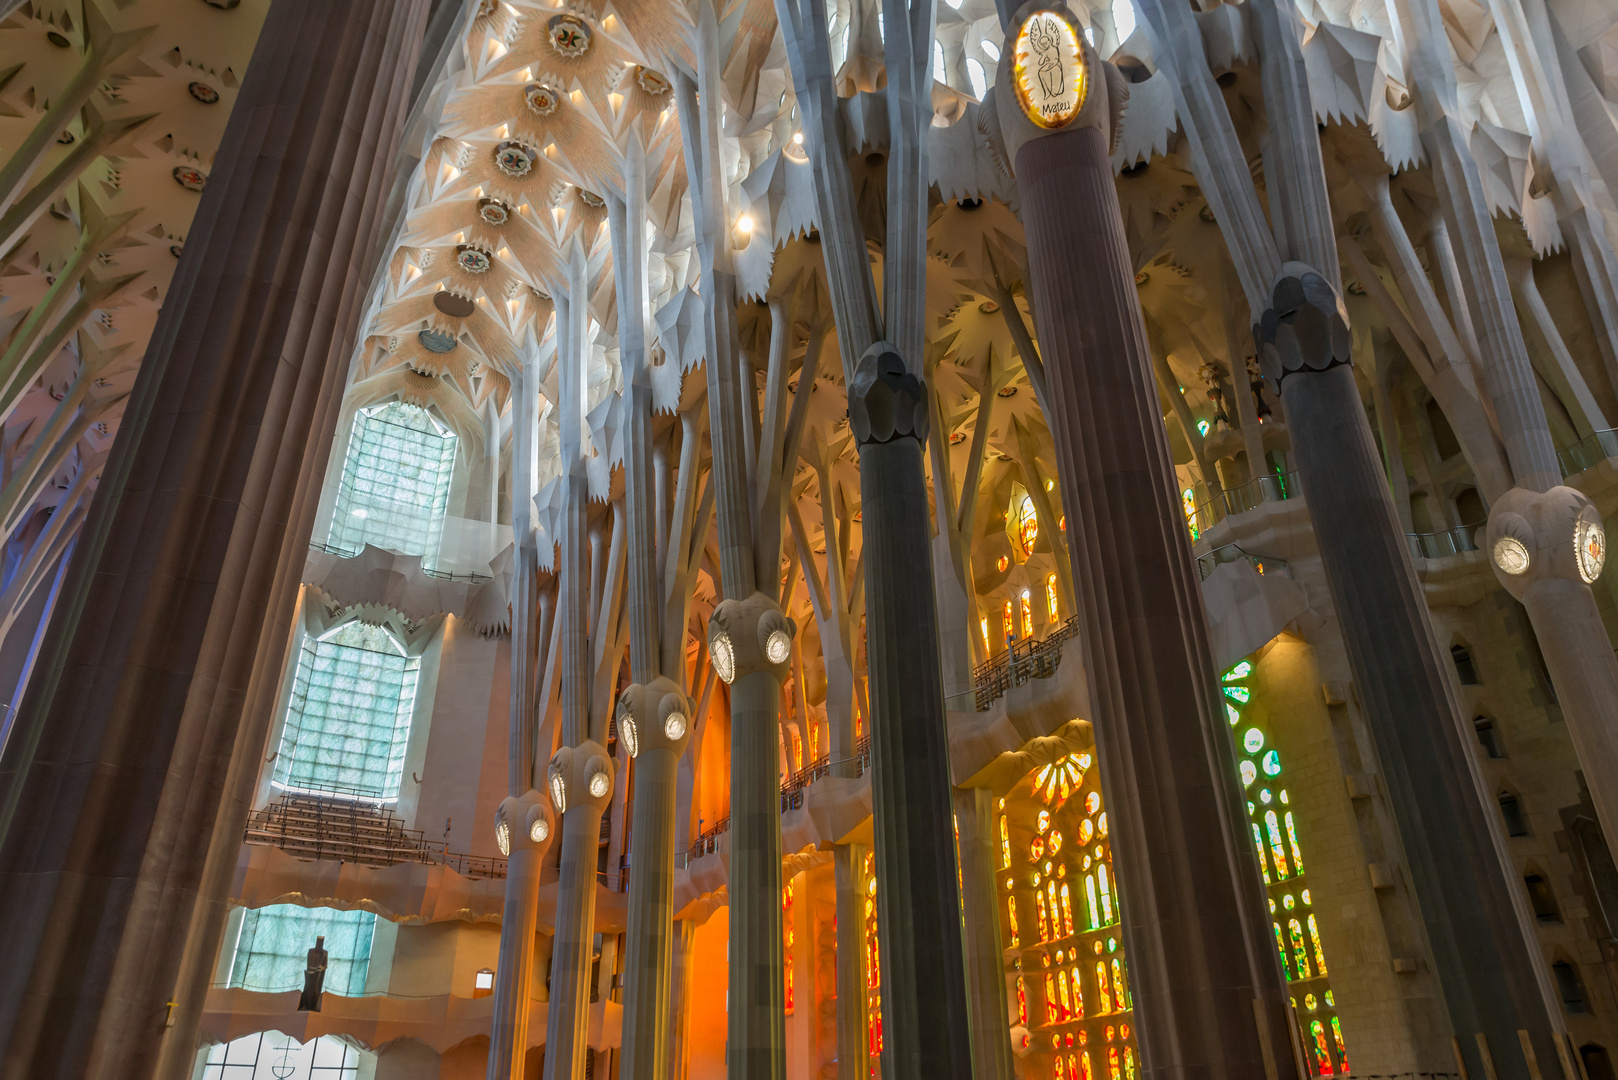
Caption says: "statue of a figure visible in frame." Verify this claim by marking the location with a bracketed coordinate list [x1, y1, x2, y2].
[1198, 360, 1230, 429]
[1246, 355, 1272, 422]
[297, 935, 328, 1012]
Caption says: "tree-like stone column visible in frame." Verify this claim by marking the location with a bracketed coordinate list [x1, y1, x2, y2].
[0, 2, 431, 1077]
[489, 792, 556, 1079]
[1255, 268, 1568, 1080]
[543, 742, 615, 1079]
[993, 13, 1299, 1076]
[707, 593, 796, 1080]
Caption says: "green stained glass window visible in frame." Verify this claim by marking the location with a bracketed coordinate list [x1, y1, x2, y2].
[273, 622, 420, 799]
[328, 402, 458, 564]
[228, 904, 376, 996]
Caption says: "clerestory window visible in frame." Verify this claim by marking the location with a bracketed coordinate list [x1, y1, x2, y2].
[227, 903, 376, 996]
[272, 622, 420, 800]
[328, 401, 457, 564]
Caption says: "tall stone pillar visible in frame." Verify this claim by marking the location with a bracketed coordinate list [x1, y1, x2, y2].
[848, 345, 973, 1080]
[543, 743, 614, 1079]
[834, 842, 870, 1080]
[953, 786, 1015, 1080]
[994, 14, 1298, 1077]
[489, 793, 556, 1079]
[0, 3, 430, 1078]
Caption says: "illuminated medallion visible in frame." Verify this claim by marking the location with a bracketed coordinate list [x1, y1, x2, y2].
[1576, 519, 1607, 583]
[478, 197, 511, 226]
[635, 66, 672, 95]
[1012, 9, 1087, 129]
[189, 81, 220, 104]
[1491, 535, 1530, 576]
[456, 245, 492, 274]
[173, 165, 208, 192]
[493, 140, 535, 178]
[524, 82, 561, 117]
[548, 14, 592, 58]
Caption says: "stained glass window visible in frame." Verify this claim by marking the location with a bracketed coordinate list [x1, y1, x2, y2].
[328, 401, 458, 564]
[864, 855, 883, 1060]
[1047, 574, 1060, 620]
[1021, 591, 1034, 638]
[1017, 494, 1039, 555]
[273, 622, 421, 799]
[783, 883, 795, 1014]
[228, 904, 375, 995]
[1223, 656, 1349, 1076]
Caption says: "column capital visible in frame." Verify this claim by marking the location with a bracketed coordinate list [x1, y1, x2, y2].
[849, 342, 929, 447]
[547, 740, 615, 814]
[707, 591, 796, 684]
[496, 789, 557, 857]
[1485, 485, 1607, 596]
[1252, 262, 1353, 392]
[614, 675, 697, 758]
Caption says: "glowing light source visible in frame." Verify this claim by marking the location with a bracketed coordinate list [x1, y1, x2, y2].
[1576, 520, 1606, 582]
[530, 817, 549, 843]
[711, 629, 736, 684]
[588, 771, 609, 798]
[765, 628, 791, 664]
[549, 773, 567, 813]
[664, 711, 688, 741]
[1011, 9, 1087, 129]
[620, 715, 639, 757]
[1492, 536, 1530, 576]
[495, 820, 511, 856]
[737, 214, 754, 234]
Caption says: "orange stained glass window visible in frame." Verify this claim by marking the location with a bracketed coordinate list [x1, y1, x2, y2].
[783, 883, 795, 1014]
[1000, 815, 1011, 868]
[1003, 600, 1015, 641]
[1021, 591, 1034, 638]
[1058, 971, 1074, 1019]
[1037, 889, 1050, 941]
[1310, 1019, 1335, 1075]
[1017, 975, 1028, 1025]
[1061, 882, 1075, 937]
[1047, 574, 1060, 619]
[1111, 958, 1127, 1011]
[981, 616, 991, 656]
[1081, 1052, 1094, 1080]
[1095, 962, 1111, 1014]
[1019, 494, 1039, 554]
[864, 855, 882, 1058]
[1109, 1046, 1121, 1080]
[1045, 972, 1059, 1022]
[1069, 967, 1085, 1018]
[1008, 895, 1019, 948]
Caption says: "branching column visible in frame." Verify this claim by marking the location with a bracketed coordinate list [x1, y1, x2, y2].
[543, 242, 616, 1080]
[993, 15, 1297, 1076]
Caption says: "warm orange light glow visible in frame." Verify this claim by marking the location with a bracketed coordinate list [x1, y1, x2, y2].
[1012, 9, 1087, 129]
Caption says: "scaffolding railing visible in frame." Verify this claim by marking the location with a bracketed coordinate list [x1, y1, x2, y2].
[969, 615, 1083, 711]
[244, 791, 507, 880]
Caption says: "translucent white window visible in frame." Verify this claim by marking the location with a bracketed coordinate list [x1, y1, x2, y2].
[980, 38, 1001, 62]
[328, 401, 457, 564]
[273, 622, 420, 799]
[202, 1033, 367, 1080]
[227, 904, 376, 995]
[934, 40, 944, 81]
[1113, 0, 1136, 42]
[967, 57, 987, 99]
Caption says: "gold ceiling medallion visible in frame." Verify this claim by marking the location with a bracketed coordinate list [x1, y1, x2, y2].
[548, 14, 592, 58]
[524, 83, 561, 116]
[635, 66, 671, 95]
[1012, 9, 1086, 130]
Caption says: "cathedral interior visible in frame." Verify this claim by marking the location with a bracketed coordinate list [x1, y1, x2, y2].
[3, 0, 1618, 1077]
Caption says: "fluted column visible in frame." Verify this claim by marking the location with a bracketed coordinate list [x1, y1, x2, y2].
[833, 841, 869, 1080]
[490, 793, 556, 1079]
[995, 16, 1297, 1076]
[0, 3, 431, 1078]
[953, 786, 1015, 1080]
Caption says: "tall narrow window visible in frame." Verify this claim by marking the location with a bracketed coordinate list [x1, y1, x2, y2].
[1526, 873, 1561, 922]
[966, 57, 987, 98]
[1451, 643, 1480, 685]
[1047, 574, 1060, 620]
[1500, 792, 1529, 836]
[329, 401, 458, 563]
[274, 622, 421, 800]
[1555, 961, 1588, 1013]
[1474, 716, 1505, 758]
[228, 904, 376, 995]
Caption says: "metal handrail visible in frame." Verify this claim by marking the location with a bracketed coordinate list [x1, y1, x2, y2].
[1557, 428, 1618, 476]
[1405, 521, 1483, 561]
[681, 735, 874, 864]
[1192, 471, 1301, 532]
[1196, 543, 1290, 582]
[969, 615, 1082, 711]
[245, 791, 507, 879]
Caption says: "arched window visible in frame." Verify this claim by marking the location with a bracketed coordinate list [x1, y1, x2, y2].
[1555, 961, 1588, 1013]
[1474, 716, 1505, 758]
[1499, 792, 1528, 836]
[966, 57, 987, 99]
[1526, 873, 1561, 923]
[1451, 643, 1479, 685]
[329, 401, 458, 563]
[273, 621, 422, 800]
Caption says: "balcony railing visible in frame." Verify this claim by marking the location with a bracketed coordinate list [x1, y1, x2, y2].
[969, 615, 1083, 712]
[245, 791, 507, 879]
[1557, 428, 1618, 476]
[680, 735, 873, 866]
[1192, 471, 1301, 533]
[1196, 543, 1291, 582]
[1405, 522, 1482, 561]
